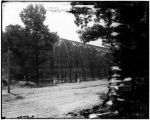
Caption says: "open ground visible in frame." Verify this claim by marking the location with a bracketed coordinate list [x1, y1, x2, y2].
[2, 79, 108, 118]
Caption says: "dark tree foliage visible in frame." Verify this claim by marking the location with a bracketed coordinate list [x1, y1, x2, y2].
[70, 1, 149, 118]
[20, 4, 59, 84]
[70, 1, 148, 77]
[70, 1, 148, 84]
[2, 25, 31, 77]
[2, 4, 59, 84]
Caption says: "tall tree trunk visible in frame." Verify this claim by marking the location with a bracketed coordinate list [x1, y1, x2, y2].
[69, 61, 72, 82]
[61, 65, 63, 83]
[60, 58, 64, 83]
[53, 45, 56, 82]
[90, 62, 94, 80]
[35, 37, 39, 85]
[35, 51, 39, 85]
[96, 62, 101, 80]
[64, 72, 66, 83]
[80, 58, 86, 81]
[92, 62, 95, 80]
[7, 47, 11, 93]
[49, 51, 51, 81]
[75, 59, 78, 82]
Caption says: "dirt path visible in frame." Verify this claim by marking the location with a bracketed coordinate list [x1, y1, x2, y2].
[2, 79, 108, 118]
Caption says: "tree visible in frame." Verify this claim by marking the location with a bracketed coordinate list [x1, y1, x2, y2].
[2, 25, 27, 92]
[2, 25, 29, 82]
[70, 1, 149, 118]
[20, 4, 59, 85]
[70, 1, 148, 79]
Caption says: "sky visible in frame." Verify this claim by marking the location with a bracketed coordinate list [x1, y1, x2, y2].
[2, 2, 103, 47]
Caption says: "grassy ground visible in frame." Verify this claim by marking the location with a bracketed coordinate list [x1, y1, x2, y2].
[2, 79, 108, 118]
